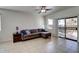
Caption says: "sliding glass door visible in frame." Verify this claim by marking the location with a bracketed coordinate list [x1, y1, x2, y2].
[66, 17, 77, 41]
[58, 16, 77, 41]
[58, 19, 65, 38]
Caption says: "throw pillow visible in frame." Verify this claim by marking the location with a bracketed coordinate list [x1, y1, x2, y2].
[21, 30, 27, 35]
[26, 31, 30, 35]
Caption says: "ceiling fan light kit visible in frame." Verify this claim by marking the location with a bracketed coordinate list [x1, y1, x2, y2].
[35, 6, 52, 14]
[41, 9, 46, 13]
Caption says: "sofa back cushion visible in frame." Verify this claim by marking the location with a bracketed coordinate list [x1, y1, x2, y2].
[38, 29, 46, 32]
[30, 29, 38, 33]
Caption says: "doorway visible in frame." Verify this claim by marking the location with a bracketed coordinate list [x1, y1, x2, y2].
[58, 16, 77, 41]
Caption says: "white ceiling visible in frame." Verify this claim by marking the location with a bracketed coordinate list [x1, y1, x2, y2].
[0, 6, 75, 16]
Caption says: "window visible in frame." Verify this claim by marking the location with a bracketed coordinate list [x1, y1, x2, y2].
[0, 16, 1, 31]
[66, 18, 77, 27]
[58, 19, 65, 27]
[47, 19, 53, 29]
[48, 19, 53, 25]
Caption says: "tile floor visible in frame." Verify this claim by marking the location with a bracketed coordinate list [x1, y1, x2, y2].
[0, 37, 78, 53]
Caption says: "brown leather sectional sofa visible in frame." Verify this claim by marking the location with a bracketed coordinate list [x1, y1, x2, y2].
[20, 29, 51, 40]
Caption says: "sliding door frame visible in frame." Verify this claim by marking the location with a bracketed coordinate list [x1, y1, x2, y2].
[58, 18, 66, 39]
[58, 16, 78, 42]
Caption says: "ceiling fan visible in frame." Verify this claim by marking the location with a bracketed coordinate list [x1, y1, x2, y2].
[36, 6, 52, 14]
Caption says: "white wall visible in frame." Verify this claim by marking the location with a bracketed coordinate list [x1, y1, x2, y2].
[0, 9, 44, 42]
[47, 7, 79, 19]
[44, 16, 58, 36]
[45, 7, 79, 41]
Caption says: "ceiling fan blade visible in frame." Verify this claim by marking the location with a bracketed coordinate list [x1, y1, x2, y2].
[46, 9, 52, 11]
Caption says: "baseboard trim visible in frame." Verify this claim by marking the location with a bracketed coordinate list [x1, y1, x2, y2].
[59, 36, 77, 42]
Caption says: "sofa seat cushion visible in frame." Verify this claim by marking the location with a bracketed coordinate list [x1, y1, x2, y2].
[23, 33, 40, 39]
[31, 33, 40, 35]
[41, 32, 51, 38]
[24, 32, 39, 36]
[40, 32, 50, 34]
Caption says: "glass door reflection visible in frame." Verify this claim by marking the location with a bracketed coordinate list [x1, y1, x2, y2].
[66, 17, 77, 41]
[58, 19, 65, 38]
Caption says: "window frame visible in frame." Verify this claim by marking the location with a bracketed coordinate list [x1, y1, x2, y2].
[47, 19, 53, 29]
